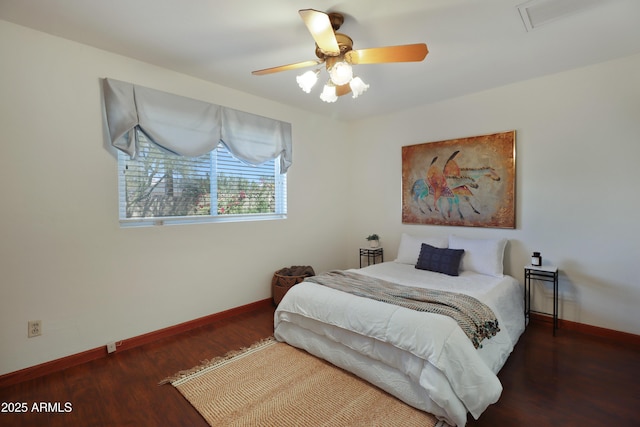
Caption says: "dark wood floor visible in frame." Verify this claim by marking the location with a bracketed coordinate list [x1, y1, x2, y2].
[468, 321, 640, 427]
[1, 304, 638, 426]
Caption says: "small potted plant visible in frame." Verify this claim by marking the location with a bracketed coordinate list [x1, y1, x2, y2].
[366, 234, 380, 248]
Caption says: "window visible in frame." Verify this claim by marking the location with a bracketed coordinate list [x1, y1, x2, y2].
[118, 131, 287, 227]
[103, 78, 291, 227]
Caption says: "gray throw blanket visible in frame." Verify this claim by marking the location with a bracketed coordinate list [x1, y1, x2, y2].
[306, 270, 500, 349]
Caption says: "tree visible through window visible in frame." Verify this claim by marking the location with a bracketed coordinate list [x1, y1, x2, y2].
[118, 131, 286, 226]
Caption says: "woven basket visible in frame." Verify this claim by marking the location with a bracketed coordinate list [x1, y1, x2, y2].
[271, 266, 314, 305]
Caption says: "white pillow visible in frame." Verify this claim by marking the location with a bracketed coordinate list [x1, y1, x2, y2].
[448, 235, 507, 277]
[395, 233, 448, 265]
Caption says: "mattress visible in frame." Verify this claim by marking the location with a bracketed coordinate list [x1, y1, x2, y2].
[274, 262, 524, 426]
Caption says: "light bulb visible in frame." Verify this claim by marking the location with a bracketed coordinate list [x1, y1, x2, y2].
[320, 82, 338, 103]
[328, 61, 353, 86]
[349, 76, 370, 98]
[296, 69, 319, 93]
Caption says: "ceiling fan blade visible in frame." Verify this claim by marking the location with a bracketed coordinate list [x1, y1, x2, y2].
[299, 9, 340, 56]
[336, 84, 352, 97]
[345, 43, 428, 65]
[252, 60, 322, 76]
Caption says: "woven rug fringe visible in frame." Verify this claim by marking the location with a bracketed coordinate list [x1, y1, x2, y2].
[158, 336, 276, 385]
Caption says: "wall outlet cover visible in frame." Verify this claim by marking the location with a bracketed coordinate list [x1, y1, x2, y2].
[28, 320, 42, 338]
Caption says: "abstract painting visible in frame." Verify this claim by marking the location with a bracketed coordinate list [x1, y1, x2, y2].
[402, 131, 515, 228]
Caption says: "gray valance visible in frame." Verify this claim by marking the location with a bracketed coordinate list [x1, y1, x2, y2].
[102, 78, 292, 173]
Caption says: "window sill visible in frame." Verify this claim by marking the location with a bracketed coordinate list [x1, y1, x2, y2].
[119, 213, 287, 228]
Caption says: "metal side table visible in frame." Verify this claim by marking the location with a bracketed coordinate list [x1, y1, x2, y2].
[524, 265, 559, 335]
[359, 247, 384, 268]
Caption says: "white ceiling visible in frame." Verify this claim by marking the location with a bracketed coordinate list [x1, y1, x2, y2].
[2, 0, 639, 121]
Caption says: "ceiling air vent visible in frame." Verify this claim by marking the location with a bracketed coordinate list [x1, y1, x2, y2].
[517, 0, 604, 32]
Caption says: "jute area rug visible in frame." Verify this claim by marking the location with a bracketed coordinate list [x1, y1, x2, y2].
[161, 337, 444, 427]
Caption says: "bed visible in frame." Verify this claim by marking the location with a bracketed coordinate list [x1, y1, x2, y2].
[274, 234, 524, 426]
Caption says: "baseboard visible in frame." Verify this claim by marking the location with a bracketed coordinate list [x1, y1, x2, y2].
[0, 298, 273, 388]
[530, 313, 640, 347]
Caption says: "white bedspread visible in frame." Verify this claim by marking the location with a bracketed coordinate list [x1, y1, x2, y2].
[274, 262, 524, 426]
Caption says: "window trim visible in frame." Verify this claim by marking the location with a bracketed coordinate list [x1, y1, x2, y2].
[118, 212, 287, 228]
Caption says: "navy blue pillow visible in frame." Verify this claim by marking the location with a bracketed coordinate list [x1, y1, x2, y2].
[415, 244, 464, 276]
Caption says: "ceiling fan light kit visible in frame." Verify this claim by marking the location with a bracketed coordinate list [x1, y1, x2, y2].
[349, 77, 369, 99]
[328, 60, 353, 86]
[320, 82, 338, 103]
[296, 69, 320, 93]
[252, 9, 428, 104]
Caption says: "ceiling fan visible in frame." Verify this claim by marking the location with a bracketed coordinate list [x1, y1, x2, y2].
[251, 9, 429, 102]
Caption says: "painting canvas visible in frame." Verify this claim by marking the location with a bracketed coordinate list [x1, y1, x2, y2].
[402, 131, 515, 228]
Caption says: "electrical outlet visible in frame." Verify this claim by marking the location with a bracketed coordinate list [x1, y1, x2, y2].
[106, 342, 117, 354]
[28, 320, 42, 338]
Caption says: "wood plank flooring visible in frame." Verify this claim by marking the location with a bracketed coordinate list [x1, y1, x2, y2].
[468, 320, 640, 426]
[1, 304, 638, 426]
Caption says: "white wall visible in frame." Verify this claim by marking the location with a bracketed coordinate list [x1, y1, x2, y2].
[0, 21, 351, 375]
[2, 19, 639, 377]
[346, 53, 640, 335]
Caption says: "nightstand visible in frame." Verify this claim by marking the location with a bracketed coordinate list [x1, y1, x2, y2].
[359, 247, 384, 268]
[524, 265, 559, 335]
